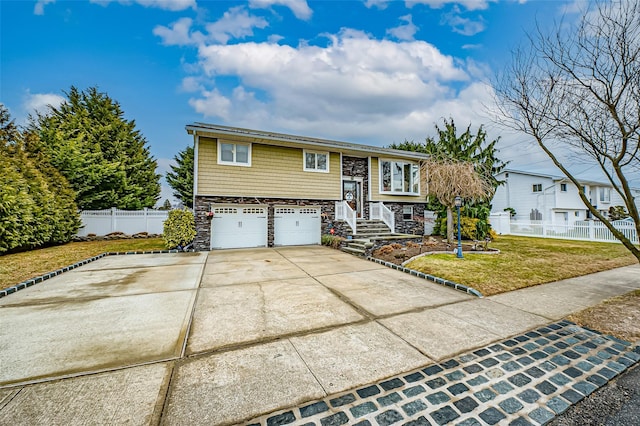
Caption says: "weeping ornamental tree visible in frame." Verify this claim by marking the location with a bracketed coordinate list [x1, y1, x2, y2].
[494, 1, 640, 262]
[391, 118, 505, 240]
[423, 160, 494, 243]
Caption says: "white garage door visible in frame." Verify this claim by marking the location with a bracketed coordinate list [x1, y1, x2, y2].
[210, 206, 267, 249]
[274, 207, 321, 246]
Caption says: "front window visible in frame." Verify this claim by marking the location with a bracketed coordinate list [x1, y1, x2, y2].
[218, 141, 251, 166]
[599, 187, 611, 203]
[532, 184, 542, 193]
[380, 159, 419, 195]
[560, 183, 567, 192]
[303, 151, 329, 172]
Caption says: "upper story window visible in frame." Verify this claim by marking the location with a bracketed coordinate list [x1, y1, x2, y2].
[304, 150, 329, 173]
[218, 141, 251, 166]
[599, 187, 611, 203]
[532, 184, 542, 193]
[380, 159, 420, 195]
[560, 183, 567, 192]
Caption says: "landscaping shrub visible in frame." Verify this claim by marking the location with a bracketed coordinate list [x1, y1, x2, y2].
[163, 209, 196, 249]
[1, 108, 80, 254]
[377, 245, 395, 255]
[434, 212, 489, 240]
[321, 234, 344, 249]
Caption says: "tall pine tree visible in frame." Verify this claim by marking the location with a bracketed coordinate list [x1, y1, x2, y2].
[0, 105, 80, 253]
[166, 145, 194, 208]
[32, 86, 160, 210]
[390, 118, 506, 239]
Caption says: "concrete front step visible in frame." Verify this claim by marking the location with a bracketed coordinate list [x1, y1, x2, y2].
[341, 246, 365, 256]
[353, 233, 423, 241]
[356, 227, 391, 232]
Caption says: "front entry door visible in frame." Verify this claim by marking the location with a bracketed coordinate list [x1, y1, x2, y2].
[342, 180, 362, 218]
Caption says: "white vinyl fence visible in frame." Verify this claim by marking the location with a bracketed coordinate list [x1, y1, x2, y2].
[77, 208, 168, 237]
[489, 212, 638, 244]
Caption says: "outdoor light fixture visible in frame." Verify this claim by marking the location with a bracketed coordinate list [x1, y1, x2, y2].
[454, 196, 463, 259]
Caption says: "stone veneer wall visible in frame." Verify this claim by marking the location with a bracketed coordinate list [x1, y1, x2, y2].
[341, 156, 369, 218]
[384, 202, 427, 235]
[194, 195, 339, 251]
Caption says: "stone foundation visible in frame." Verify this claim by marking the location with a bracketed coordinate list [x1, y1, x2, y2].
[194, 195, 427, 251]
[194, 195, 338, 251]
[383, 202, 426, 235]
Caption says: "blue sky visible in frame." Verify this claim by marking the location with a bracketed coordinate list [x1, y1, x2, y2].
[1, 0, 596, 203]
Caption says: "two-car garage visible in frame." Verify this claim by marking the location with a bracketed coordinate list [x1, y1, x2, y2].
[210, 205, 321, 249]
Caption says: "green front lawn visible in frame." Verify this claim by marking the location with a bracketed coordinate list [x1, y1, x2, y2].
[406, 235, 638, 296]
[0, 239, 166, 290]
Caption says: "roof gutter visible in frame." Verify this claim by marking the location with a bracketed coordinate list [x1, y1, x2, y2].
[185, 123, 430, 161]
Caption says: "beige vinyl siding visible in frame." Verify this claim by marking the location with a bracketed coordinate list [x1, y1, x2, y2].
[370, 157, 427, 202]
[197, 137, 341, 199]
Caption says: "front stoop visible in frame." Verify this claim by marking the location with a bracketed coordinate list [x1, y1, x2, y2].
[353, 219, 393, 239]
[341, 239, 371, 256]
[340, 220, 422, 256]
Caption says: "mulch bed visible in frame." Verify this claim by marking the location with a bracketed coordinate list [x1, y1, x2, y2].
[372, 237, 494, 265]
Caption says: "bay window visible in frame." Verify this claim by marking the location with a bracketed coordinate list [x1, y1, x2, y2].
[380, 160, 419, 195]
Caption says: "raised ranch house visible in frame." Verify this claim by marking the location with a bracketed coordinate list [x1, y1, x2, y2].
[491, 169, 640, 226]
[186, 123, 430, 251]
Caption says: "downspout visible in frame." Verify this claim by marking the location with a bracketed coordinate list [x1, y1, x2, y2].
[193, 134, 199, 210]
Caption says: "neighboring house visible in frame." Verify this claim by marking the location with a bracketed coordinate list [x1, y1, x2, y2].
[492, 169, 639, 225]
[186, 123, 430, 251]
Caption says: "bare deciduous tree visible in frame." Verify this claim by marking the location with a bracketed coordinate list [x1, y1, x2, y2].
[493, 0, 640, 261]
[423, 160, 494, 243]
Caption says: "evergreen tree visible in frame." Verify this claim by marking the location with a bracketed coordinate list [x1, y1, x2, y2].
[390, 118, 506, 239]
[391, 118, 505, 188]
[0, 105, 80, 253]
[166, 145, 194, 208]
[32, 86, 160, 210]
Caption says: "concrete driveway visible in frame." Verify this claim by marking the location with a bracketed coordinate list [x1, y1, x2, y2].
[1, 247, 639, 425]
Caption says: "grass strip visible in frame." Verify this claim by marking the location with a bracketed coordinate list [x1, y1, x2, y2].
[406, 235, 637, 296]
[0, 239, 166, 290]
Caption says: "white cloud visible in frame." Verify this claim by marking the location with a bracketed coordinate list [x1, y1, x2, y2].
[387, 14, 418, 41]
[189, 88, 232, 120]
[560, 0, 589, 15]
[442, 7, 486, 35]
[180, 76, 203, 92]
[90, 0, 196, 12]
[407, 0, 496, 11]
[249, 0, 313, 20]
[153, 17, 203, 46]
[205, 6, 269, 44]
[34, 0, 55, 15]
[154, 7, 268, 46]
[185, 29, 495, 145]
[23, 91, 65, 116]
[268, 34, 285, 44]
[364, 0, 390, 10]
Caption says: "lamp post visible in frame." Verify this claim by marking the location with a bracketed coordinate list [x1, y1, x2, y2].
[454, 196, 463, 259]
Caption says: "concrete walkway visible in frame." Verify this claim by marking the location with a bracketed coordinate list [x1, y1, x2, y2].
[0, 247, 638, 425]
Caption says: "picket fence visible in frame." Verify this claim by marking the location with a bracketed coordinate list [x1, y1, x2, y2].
[489, 213, 638, 244]
[77, 208, 168, 237]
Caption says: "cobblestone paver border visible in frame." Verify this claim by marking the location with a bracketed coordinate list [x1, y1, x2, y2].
[367, 257, 483, 298]
[246, 320, 640, 426]
[0, 249, 182, 299]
